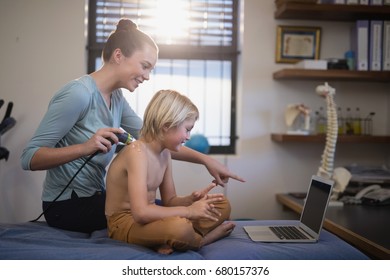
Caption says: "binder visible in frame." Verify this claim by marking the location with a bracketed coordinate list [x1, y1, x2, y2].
[352, 20, 369, 70]
[324, 0, 345, 3]
[383, 21, 390, 70]
[369, 0, 383, 4]
[369, 21, 383, 71]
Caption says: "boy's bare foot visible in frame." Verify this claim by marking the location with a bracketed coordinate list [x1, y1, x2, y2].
[200, 222, 235, 247]
[155, 244, 174, 255]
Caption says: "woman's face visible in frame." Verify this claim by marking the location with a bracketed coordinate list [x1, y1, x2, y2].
[119, 44, 158, 92]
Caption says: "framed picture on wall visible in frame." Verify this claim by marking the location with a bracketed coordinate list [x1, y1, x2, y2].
[276, 25, 321, 63]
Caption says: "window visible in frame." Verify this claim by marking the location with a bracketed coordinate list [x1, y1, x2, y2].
[87, 0, 239, 154]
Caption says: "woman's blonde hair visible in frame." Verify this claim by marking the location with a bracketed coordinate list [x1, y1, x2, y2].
[140, 90, 199, 141]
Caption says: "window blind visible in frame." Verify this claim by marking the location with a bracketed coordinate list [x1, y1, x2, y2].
[94, 0, 236, 48]
[88, 0, 239, 154]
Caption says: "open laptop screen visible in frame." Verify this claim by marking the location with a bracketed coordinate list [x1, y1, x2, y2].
[300, 177, 333, 234]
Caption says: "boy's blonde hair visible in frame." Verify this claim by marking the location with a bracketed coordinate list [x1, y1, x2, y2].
[140, 90, 199, 141]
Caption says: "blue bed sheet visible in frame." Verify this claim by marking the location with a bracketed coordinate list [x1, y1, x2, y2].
[0, 220, 368, 260]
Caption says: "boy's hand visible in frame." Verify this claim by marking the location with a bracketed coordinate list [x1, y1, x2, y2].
[187, 196, 222, 222]
[191, 183, 224, 202]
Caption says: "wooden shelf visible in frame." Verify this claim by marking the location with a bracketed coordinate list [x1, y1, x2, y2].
[273, 69, 390, 82]
[271, 133, 390, 143]
[275, 3, 390, 21]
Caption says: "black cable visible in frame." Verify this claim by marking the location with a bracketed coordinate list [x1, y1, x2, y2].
[29, 132, 133, 222]
[29, 151, 99, 222]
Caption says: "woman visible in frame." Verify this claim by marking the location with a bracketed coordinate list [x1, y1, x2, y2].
[21, 18, 244, 233]
[105, 89, 235, 254]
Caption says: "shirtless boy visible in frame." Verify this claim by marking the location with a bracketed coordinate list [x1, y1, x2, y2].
[105, 89, 235, 254]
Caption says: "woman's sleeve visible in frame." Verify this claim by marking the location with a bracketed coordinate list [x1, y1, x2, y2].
[20, 82, 90, 170]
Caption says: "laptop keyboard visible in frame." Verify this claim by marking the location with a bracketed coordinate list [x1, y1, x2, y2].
[270, 226, 309, 240]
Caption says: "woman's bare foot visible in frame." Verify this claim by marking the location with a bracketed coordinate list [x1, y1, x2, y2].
[200, 222, 235, 247]
[155, 244, 174, 255]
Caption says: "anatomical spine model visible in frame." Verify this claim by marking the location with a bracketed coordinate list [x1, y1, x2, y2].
[315, 83, 338, 180]
[315, 83, 352, 201]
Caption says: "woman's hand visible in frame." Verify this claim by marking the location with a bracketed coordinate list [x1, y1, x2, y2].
[204, 157, 246, 187]
[30, 127, 126, 170]
[187, 196, 222, 222]
[85, 127, 126, 155]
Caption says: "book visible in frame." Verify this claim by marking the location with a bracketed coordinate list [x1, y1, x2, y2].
[294, 59, 328, 69]
[352, 20, 369, 70]
[275, 0, 318, 7]
[369, 0, 383, 4]
[359, 0, 369, 4]
[320, 0, 345, 3]
[383, 21, 390, 70]
[319, 0, 345, 3]
[346, 0, 359, 3]
[369, 21, 383, 71]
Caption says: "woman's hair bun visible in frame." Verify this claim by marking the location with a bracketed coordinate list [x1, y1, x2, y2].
[116, 18, 138, 32]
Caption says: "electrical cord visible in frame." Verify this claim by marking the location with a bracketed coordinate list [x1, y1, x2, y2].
[29, 132, 134, 223]
[29, 151, 99, 222]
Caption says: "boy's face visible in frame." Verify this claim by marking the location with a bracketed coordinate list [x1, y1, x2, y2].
[164, 118, 196, 152]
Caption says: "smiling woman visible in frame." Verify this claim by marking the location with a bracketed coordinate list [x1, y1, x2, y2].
[20, 17, 159, 233]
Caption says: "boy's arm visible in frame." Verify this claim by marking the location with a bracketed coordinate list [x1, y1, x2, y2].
[125, 147, 190, 223]
[164, 183, 224, 207]
[125, 145, 221, 224]
[158, 155, 193, 206]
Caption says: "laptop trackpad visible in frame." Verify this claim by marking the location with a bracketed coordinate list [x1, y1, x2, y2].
[245, 227, 276, 242]
[252, 229, 273, 236]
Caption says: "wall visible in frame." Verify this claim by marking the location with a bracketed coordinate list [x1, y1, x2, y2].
[227, 0, 390, 220]
[0, 0, 87, 222]
[0, 0, 389, 223]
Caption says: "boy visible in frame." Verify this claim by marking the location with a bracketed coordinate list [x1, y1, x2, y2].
[105, 89, 235, 254]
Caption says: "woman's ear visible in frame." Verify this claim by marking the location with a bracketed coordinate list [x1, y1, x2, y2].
[112, 48, 123, 64]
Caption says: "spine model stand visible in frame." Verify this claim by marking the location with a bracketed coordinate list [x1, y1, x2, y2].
[315, 83, 338, 179]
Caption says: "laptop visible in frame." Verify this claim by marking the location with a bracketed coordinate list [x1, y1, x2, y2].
[244, 175, 334, 243]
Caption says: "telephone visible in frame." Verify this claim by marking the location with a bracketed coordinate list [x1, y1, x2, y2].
[354, 184, 381, 200]
[340, 185, 390, 205]
[360, 186, 390, 206]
